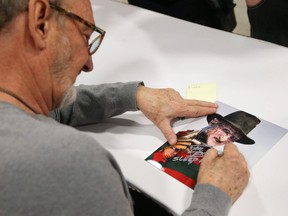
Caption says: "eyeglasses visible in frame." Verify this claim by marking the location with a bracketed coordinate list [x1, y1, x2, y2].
[49, 2, 106, 55]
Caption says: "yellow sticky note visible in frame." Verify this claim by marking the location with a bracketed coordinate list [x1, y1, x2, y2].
[187, 83, 217, 102]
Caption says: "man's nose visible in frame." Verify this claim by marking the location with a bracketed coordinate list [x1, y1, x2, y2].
[82, 55, 94, 72]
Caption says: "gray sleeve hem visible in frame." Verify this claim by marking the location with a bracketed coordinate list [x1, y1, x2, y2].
[114, 81, 144, 111]
[182, 184, 232, 216]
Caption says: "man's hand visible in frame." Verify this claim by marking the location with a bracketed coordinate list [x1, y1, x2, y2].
[197, 143, 250, 203]
[136, 86, 218, 145]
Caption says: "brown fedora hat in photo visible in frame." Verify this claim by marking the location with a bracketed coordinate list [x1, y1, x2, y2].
[207, 111, 261, 144]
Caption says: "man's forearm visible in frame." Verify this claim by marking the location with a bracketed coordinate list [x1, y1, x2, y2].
[182, 184, 232, 216]
[50, 81, 143, 126]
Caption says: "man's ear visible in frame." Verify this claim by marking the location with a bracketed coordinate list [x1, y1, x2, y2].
[28, 0, 52, 49]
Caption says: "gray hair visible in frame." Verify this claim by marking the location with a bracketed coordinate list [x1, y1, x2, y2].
[0, 0, 60, 32]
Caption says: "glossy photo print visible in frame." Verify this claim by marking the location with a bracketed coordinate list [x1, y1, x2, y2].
[146, 102, 288, 189]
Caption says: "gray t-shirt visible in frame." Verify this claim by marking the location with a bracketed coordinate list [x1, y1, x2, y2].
[0, 82, 231, 216]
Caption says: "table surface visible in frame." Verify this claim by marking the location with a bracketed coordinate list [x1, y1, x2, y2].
[76, 0, 288, 215]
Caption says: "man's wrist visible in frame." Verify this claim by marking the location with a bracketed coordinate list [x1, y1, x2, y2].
[136, 82, 145, 110]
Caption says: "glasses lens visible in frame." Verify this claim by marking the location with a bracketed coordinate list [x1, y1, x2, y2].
[89, 31, 102, 54]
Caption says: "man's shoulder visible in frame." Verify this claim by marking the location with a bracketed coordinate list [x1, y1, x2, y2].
[0, 106, 99, 149]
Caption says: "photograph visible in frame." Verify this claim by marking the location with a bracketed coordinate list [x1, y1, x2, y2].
[146, 102, 288, 189]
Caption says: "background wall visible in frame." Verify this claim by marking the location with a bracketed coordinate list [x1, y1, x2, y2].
[233, 0, 250, 36]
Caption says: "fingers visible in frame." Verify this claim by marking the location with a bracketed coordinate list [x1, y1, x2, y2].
[178, 99, 218, 118]
[223, 142, 239, 152]
[201, 148, 219, 162]
[223, 142, 247, 162]
[223, 142, 249, 173]
[185, 99, 218, 108]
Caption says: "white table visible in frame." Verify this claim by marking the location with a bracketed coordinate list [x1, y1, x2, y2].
[76, 0, 288, 215]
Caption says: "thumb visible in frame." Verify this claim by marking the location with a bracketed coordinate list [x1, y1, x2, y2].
[157, 120, 177, 145]
[201, 148, 218, 165]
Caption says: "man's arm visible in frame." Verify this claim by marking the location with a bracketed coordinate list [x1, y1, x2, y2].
[50, 82, 141, 126]
[50, 82, 217, 145]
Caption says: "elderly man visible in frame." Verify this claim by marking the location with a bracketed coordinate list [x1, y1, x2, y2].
[0, 0, 249, 215]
